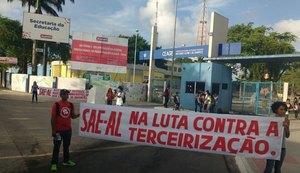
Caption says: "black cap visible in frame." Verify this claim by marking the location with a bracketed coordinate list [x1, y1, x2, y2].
[60, 89, 70, 95]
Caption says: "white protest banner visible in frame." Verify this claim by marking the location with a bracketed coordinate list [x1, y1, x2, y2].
[79, 103, 285, 160]
[39, 88, 89, 99]
[22, 12, 70, 43]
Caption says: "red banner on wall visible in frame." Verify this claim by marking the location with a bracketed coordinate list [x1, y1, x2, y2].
[70, 32, 128, 73]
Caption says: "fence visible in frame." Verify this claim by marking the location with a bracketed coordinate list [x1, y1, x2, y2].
[232, 82, 288, 116]
[151, 79, 181, 104]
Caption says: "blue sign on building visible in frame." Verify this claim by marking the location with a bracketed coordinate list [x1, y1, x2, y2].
[139, 45, 209, 60]
[218, 42, 242, 56]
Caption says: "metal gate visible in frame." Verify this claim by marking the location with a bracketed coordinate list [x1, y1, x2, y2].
[151, 79, 181, 103]
[232, 82, 287, 116]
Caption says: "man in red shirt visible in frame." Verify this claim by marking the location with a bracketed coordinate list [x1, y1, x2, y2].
[50, 89, 80, 171]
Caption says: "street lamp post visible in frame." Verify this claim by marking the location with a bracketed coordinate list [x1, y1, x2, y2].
[133, 29, 139, 83]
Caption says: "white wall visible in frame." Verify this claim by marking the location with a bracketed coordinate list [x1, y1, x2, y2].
[11, 74, 28, 92]
[29, 75, 54, 90]
[57, 77, 86, 90]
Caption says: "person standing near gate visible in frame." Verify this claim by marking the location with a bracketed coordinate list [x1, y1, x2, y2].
[293, 97, 299, 119]
[204, 90, 211, 112]
[50, 89, 80, 171]
[163, 87, 170, 108]
[31, 81, 39, 103]
[194, 91, 202, 112]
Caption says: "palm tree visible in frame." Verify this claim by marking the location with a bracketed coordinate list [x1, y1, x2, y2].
[7, 0, 74, 75]
[7, 0, 74, 16]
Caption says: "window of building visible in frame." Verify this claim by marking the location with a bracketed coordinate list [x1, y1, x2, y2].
[212, 83, 220, 95]
[222, 83, 228, 90]
[196, 82, 205, 92]
[185, 81, 195, 93]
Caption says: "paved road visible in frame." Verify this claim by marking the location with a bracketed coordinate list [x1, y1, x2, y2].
[0, 89, 237, 173]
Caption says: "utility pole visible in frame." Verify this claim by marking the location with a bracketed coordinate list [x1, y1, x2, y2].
[171, 0, 179, 96]
[133, 29, 139, 83]
[147, 0, 159, 102]
[42, 43, 48, 76]
[31, 0, 41, 75]
[147, 26, 158, 102]
[32, 41, 37, 75]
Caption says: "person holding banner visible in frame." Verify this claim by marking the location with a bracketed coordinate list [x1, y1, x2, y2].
[50, 89, 80, 172]
[264, 101, 290, 173]
[293, 97, 299, 119]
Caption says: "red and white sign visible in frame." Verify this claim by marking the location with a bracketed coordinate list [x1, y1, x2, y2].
[39, 88, 89, 99]
[22, 12, 70, 43]
[79, 103, 285, 160]
[70, 32, 128, 73]
[0, 57, 18, 64]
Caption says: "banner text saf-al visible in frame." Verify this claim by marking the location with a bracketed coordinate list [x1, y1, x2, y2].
[79, 103, 284, 160]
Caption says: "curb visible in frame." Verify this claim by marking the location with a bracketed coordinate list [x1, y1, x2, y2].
[234, 156, 257, 173]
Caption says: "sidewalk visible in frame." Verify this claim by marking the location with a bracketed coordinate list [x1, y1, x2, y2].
[236, 117, 300, 173]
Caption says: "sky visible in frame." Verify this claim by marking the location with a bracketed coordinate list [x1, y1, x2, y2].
[1, 0, 300, 50]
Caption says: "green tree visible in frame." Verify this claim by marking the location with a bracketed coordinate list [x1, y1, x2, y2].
[174, 58, 193, 63]
[119, 34, 150, 64]
[47, 42, 71, 63]
[0, 16, 32, 73]
[119, 34, 168, 70]
[174, 57, 205, 63]
[7, 0, 74, 16]
[228, 23, 297, 81]
[281, 68, 300, 95]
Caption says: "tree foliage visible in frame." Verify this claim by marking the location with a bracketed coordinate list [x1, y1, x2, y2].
[0, 15, 71, 73]
[7, 0, 75, 16]
[228, 23, 297, 82]
[46, 42, 71, 63]
[119, 34, 150, 64]
[174, 58, 193, 63]
[0, 16, 32, 73]
[119, 34, 168, 70]
[174, 57, 204, 63]
[281, 67, 300, 95]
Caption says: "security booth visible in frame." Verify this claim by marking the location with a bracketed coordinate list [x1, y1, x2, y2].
[180, 62, 232, 113]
